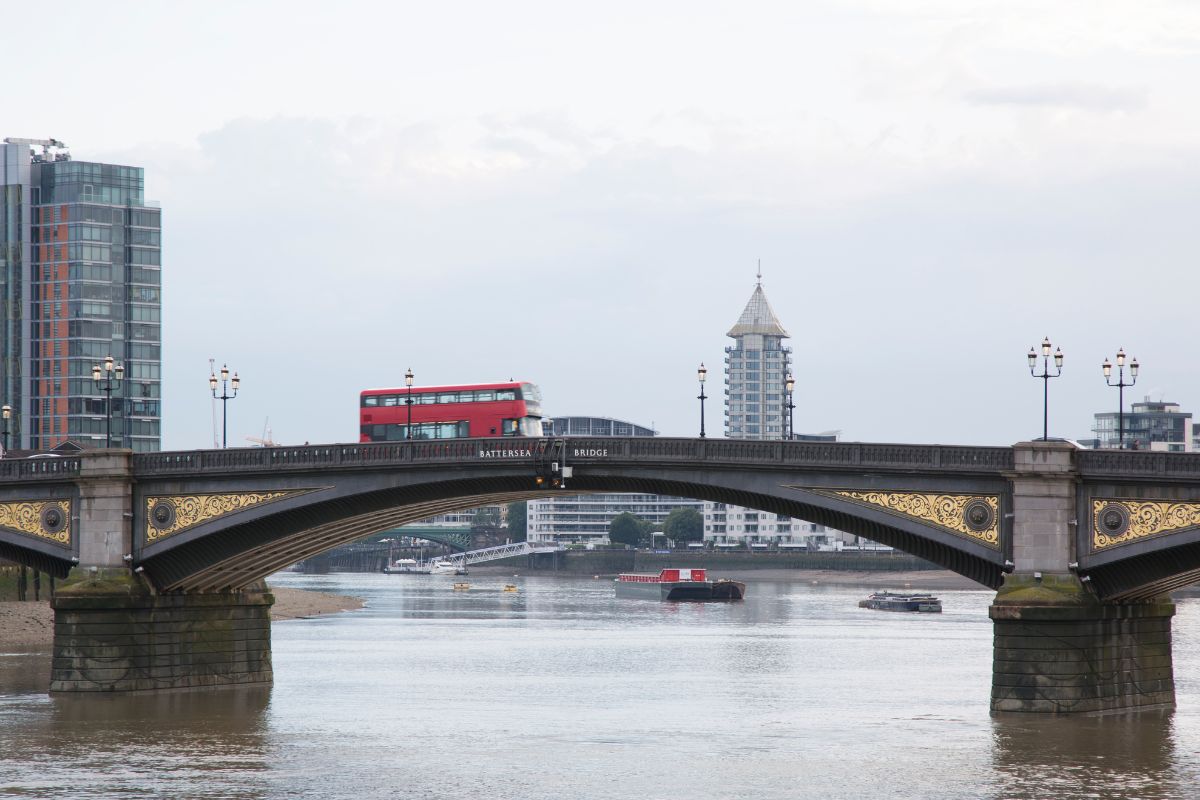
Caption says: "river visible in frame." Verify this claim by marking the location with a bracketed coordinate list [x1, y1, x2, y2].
[3, 571, 1200, 799]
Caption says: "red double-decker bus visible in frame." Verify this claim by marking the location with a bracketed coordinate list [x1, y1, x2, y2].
[359, 380, 545, 442]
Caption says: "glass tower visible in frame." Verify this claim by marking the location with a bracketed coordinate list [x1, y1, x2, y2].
[0, 138, 161, 452]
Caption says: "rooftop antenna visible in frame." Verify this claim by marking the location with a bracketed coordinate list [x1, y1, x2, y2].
[756, 259, 762, 286]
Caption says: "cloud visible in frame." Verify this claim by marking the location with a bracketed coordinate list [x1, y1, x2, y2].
[963, 82, 1148, 112]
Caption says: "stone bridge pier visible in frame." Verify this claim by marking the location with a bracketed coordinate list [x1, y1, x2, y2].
[991, 441, 1174, 714]
[51, 451, 273, 693]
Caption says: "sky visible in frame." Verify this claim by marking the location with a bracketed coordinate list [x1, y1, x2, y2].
[7, 0, 1200, 449]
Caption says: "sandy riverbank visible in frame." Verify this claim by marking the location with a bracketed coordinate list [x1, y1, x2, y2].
[0, 586, 364, 649]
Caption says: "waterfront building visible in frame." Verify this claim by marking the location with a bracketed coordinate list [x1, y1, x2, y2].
[1, 137, 162, 451]
[528, 416, 703, 546]
[1091, 397, 1193, 452]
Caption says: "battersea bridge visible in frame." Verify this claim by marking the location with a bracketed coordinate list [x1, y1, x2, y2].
[3, 436, 1199, 714]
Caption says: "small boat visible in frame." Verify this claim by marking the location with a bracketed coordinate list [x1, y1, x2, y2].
[383, 558, 430, 575]
[452, 582, 471, 591]
[429, 560, 467, 575]
[858, 591, 942, 613]
[615, 568, 746, 601]
[502, 584, 518, 592]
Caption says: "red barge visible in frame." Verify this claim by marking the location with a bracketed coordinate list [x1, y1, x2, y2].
[614, 569, 746, 601]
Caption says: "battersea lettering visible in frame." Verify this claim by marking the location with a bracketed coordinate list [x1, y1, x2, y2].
[573, 448, 608, 457]
[477, 448, 534, 459]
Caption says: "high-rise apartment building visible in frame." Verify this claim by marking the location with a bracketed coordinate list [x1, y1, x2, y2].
[1, 137, 162, 451]
[723, 275, 792, 438]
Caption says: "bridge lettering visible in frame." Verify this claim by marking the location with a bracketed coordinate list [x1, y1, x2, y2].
[573, 448, 608, 457]
[477, 448, 534, 459]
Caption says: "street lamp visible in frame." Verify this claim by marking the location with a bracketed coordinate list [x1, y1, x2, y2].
[697, 363, 707, 438]
[1027, 337, 1063, 442]
[405, 367, 414, 440]
[784, 374, 796, 440]
[1, 404, 10, 452]
[92, 355, 124, 448]
[1102, 349, 1139, 449]
[209, 363, 240, 448]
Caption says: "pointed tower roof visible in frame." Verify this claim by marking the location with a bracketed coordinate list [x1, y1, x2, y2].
[727, 271, 789, 338]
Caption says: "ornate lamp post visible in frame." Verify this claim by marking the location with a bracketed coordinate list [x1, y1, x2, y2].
[92, 355, 124, 448]
[784, 374, 796, 440]
[209, 363, 240, 448]
[697, 363, 707, 438]
[405, 368, 414, 439]
[1102, 349, 1138, 449]
[1, 404, 10, 452]
[1027, 337, 1063, 442]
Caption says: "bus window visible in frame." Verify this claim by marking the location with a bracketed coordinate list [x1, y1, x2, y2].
[363, 396, 378, 407]
[519, 417, 544, 436]
[382, 396, 399, 407]
[437, 392, 457, 404]
[496, 389, 516, 401]
[476, 390, 495, 402]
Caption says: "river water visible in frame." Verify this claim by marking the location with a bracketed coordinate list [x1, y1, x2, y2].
[3, 572, 1200, 799]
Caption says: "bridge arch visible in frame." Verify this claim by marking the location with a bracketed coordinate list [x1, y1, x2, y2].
[126, 439, 1013, 593]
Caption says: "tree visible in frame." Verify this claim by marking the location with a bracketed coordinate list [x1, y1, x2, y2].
[663, 507, 704, 543]
[505, 501, 527, 542]
[472, 507, 501, 529]
[609, 512, 649, 547]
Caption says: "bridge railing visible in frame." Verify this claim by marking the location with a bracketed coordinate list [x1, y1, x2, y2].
[132, 438, 1014, 477]
[1077, 449, 1200, 477]
[0, 456, 80, 481]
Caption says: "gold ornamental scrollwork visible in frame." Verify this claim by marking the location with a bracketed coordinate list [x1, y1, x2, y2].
[803, 489, 1000, 549]
[0, 500, 71, 546]
[145, 490, 315, 542]
[1092, 499, 1200, 550]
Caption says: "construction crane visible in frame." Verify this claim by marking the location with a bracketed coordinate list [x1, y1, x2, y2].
[246, 418, 278, 448]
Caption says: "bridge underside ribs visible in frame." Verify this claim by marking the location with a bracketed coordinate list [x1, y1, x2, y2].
[1086, 541, 1200, 601]
[0, 541, 72, 579]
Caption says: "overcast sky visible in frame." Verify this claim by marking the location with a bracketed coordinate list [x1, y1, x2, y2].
[9, 1, 1200, 449]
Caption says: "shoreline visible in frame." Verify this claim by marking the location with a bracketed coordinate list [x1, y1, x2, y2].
[471, 565, 987, 590]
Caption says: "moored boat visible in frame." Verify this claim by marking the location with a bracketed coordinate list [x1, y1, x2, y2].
[383, 558, 430, 575]
[615, 568, 746, 601]
[858, 591, 942, 613]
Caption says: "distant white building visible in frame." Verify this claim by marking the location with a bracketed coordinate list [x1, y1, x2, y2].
[527, 416, 703, 546]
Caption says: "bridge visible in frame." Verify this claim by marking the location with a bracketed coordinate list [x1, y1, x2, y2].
[1, 436, 1196, 713]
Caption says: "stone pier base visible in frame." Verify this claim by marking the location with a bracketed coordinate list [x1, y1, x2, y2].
[50, 572, 274, 693]
[990, 575, 1175, 714]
